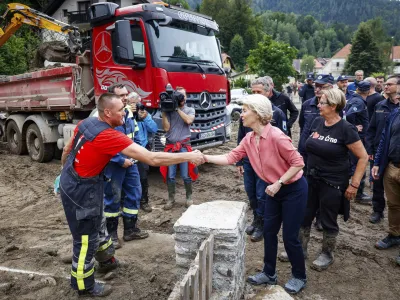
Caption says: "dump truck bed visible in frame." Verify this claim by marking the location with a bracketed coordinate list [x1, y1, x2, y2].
[0, 65, 93, 112]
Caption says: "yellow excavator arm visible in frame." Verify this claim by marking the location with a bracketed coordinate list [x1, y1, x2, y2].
[0, 3, 80, 49]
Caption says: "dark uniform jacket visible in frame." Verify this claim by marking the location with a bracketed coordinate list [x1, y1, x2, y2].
[298, 96, 319, 158]
[366, 99, 399, 155]
[269, 90, 299, 135]
[344, 94, 369, 139]
[299, 84, 315, 103]
[374, 108, 400, 177]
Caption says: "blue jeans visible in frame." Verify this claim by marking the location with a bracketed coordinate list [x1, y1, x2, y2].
[243, 159, 268, 218]
[263, 176, 308, 279]
[167, 147, 191, 184]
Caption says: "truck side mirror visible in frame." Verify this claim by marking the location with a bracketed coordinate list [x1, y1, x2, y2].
[115, 20, 134, 63]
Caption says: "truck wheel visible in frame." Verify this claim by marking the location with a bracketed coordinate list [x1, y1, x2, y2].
[6, 120, 27, 155]
[231, 109, 241, 122]
[26, 123, 54, 163]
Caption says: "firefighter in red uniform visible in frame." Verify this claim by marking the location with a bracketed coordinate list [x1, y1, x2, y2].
[59, 93, 204, 297]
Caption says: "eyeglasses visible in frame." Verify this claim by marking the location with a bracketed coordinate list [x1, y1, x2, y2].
[384, 83, 397, 87]
[318, 101, 330, 106]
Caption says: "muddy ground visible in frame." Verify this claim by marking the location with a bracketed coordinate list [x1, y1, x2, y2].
[0, 121, 399, 300]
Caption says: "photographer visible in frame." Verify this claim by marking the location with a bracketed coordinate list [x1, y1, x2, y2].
[160, 86, 197, 210]
[126, 92, 158, 213]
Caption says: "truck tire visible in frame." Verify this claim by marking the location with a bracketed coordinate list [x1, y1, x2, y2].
[26, 123, 54, 163]
[6, 120, 27, 155]
[231, 109, 242, 122]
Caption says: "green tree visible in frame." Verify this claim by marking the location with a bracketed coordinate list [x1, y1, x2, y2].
[247, 35, 298, 88]
[230, 34, 246, 70]
[301, 55, 314, 73]
[0, 36, 28, 75]
[345, 23, 383, 75]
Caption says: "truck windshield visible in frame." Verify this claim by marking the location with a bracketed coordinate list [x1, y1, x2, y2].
[147, 20, 222, 67]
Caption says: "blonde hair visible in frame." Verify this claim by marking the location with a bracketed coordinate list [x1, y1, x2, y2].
[242, 94, 273, 125]
[127, 92, 140, 102]
[321, 89, 346, 112]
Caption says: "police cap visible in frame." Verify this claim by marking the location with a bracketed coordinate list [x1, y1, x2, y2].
[336, 75, 348, 82]
[306, 72, 315, 80]
[314, 74, 335, 85]
[356, 80, 371, 92]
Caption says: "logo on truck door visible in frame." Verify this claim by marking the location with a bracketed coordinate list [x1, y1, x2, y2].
[94, 31, 112, 63]
[96, 68, 152, 98]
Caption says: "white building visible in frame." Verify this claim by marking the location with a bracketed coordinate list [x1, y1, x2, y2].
[321, 43, 351, 77]
[392, 46, 400, 75]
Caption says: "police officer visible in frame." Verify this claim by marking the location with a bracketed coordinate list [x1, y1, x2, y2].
[299, 72, 316, 103]
[347, 70, 364, 95]
[366, 76, 399, 223]
[59, 93, 204, 297]
[237, 77, 288, 243]
[336, 75, 352, 100]
[264, 76, 299, 137]
[103, 84, 149, 251]
[126, 92, 158, 213]
[344, 81, 370, 204]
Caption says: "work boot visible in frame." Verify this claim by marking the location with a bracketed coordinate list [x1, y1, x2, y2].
[311, 231, 336, 271]
[313, 216, 323, 232]
[164, 182, 176, 210]
[78, 282, 112, 297]
[184, 182, 193, 208]
[355, 182, 372, 205]
[106, 217, 121, 250]
[97, 257, 120, 274]
[122, 216, 149, 241]
[278, 227, 310, 262]
[140, 178, 152, 213]
[246, 215, 257, 235]
[375, 234, 400, 249]
[369, 211, 384, 224]
[251, 216, 263, 242]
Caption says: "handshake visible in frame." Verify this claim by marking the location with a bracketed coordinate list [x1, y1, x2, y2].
[189, 150, 208, 166]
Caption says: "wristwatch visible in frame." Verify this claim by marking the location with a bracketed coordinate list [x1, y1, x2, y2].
[278, 178, 284, 186]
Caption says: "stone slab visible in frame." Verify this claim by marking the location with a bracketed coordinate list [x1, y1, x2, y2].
[174, 201, 247, 231]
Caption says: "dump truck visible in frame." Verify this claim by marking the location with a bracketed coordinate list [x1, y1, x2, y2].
[0, 1, 232, 162]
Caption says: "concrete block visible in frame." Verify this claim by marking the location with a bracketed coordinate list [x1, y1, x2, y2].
[173, 200, 247, 300]
[254, 285, 294, 300]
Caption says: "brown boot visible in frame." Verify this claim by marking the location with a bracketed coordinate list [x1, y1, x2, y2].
[122, 216, 149, 241]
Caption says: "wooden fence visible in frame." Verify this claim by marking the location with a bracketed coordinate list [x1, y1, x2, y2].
[178, 234, 214, 300]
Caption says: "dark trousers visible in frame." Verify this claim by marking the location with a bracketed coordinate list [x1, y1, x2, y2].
[302, 178, 342, 235]
[263, 176, 308, 279]
[60, 168, 114, 292]
[137, 161, 149, 180]
[371, 161, 385, 213]
[243, 160, 268, 218]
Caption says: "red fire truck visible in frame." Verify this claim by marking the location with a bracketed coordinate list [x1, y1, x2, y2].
[0, 2, 231, 162]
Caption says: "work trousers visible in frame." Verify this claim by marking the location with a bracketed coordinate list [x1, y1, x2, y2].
[167, 147, 191, 184]
[302, 178, 343, 235]
[104, 162, 142, 218]
[263, 176, 308, 280]
[60, 167, 114, 292]
[243, 159, 268, 218]
[383, 163, 400, 236]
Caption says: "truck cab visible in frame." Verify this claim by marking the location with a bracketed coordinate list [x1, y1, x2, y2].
[89, 2, 231, 151]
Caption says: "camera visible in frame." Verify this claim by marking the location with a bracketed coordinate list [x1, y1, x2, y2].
[133, 102, 145, 121]
[159, 83, 185, 112]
